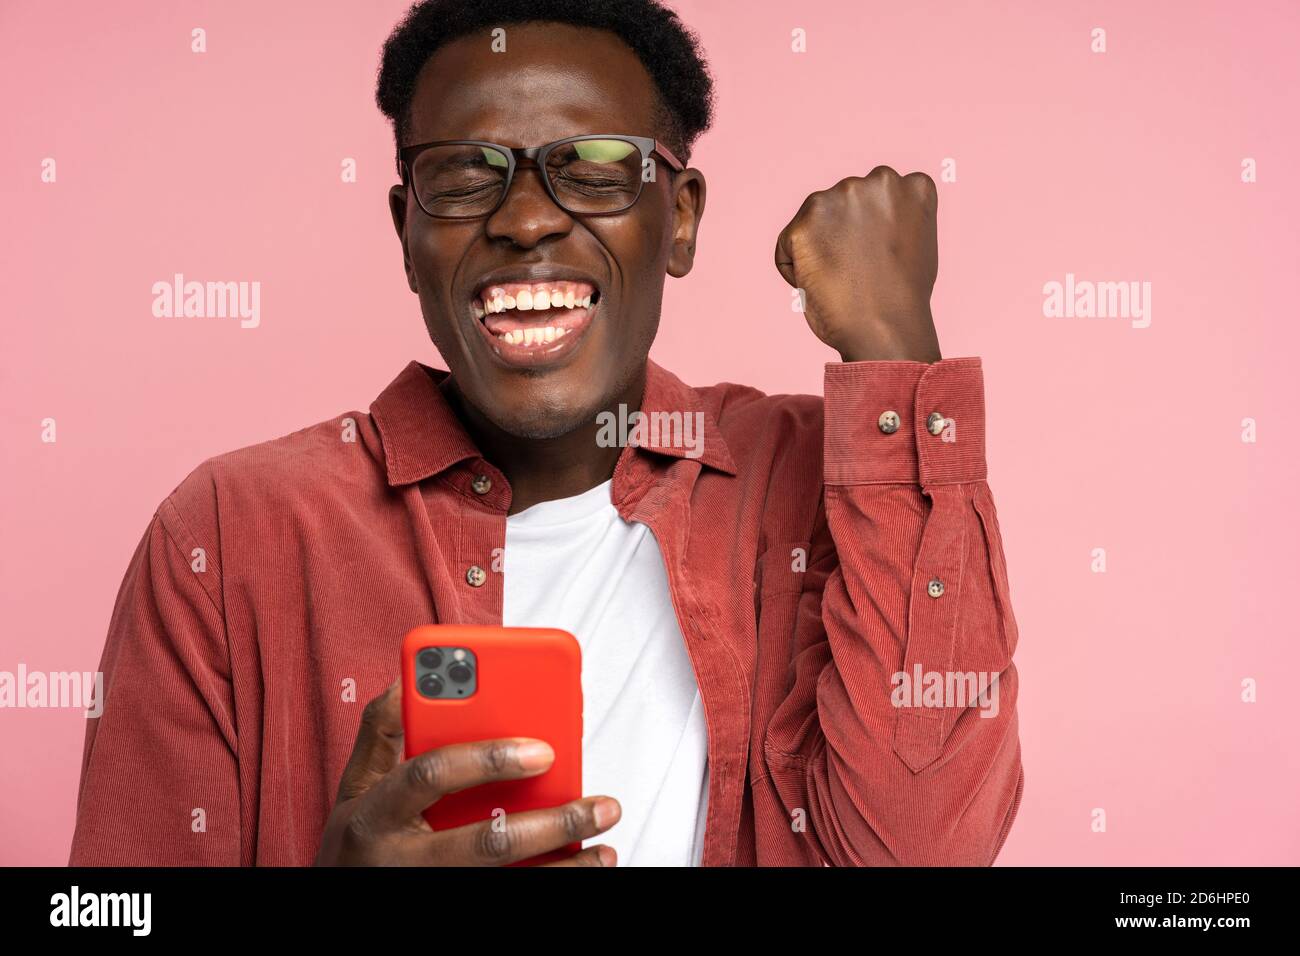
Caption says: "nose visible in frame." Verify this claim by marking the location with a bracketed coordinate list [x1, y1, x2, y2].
[484, 162, 573, 248]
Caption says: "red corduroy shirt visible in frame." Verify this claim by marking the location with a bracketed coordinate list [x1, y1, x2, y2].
[69, 356, 1024, 866]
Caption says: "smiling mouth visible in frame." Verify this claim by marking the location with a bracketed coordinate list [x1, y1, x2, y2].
[469, 279, 601, 366]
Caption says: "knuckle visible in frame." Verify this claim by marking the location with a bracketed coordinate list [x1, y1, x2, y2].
[359, 695, 386, 731]
[478, 740, 515, 777]
[905, 171, 938, 196]
[474, 821, 515, 861]
[405, 752, 444, 792]
[342, 810, 378, 853]
[560, 801, 593, 841]
[801, 189, 828, 211]
[356, 697, 379, 728]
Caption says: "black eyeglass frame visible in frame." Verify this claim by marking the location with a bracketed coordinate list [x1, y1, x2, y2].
[398, 133, 686, 219]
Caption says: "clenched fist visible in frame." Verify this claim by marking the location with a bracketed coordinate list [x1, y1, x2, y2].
[775, 165, 942, 363]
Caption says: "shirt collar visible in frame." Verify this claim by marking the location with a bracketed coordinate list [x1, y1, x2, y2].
[370, 359, 737, 487]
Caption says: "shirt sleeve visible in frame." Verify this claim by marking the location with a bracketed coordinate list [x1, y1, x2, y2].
[763, 357, 1024, 865]
[68, 493, 241, 866]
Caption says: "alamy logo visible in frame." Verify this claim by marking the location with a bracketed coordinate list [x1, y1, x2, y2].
[152, 272, 261, 328]
[890, 665, 1000, 718]
[1042, 272, 1151, 328]
[0, 665, 103, 717]
[50, 886, 151, 936]
[595, 404, 705, 459]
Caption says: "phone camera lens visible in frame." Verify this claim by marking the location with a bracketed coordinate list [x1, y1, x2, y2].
[447, 661, 473, 684]
[417, 649, 443, 670]
[418, 673, 444, 697]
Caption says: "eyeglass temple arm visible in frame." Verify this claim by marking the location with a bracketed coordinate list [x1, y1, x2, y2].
[653, 141, 686, 171]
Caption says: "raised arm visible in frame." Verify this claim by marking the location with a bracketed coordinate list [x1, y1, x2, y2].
[766, 165, 1023, 865]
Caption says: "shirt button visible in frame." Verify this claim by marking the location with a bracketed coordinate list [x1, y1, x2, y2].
[927, 577, 945, 599]
[471, 474, 492, 495]
[466, 565, 487, 588]
[926, 412, 945, 436]
[878, 411, 901, 434]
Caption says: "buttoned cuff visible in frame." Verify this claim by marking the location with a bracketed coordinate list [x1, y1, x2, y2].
[823, 357, 987, 486]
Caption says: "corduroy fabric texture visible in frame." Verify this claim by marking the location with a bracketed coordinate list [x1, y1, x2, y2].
[69, 357, 1023, 866]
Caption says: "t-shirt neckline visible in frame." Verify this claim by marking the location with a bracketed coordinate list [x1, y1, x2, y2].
[506, 478, 615, 529]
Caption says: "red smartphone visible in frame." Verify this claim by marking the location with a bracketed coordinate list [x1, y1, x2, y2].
[400, 624, 583, 865]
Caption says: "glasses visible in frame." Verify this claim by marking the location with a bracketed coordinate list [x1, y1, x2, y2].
[399, 134, 685, 219]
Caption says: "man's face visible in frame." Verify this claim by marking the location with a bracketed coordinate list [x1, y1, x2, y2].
[389, 22, 705, 439]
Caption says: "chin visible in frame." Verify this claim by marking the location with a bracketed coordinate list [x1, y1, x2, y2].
[479, 389, 601, 441]
[479, 359, 627, 440]
[496, 411, 587, 441]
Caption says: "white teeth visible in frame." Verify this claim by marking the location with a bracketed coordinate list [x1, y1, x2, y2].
[492, 325, 571, 346]
[476, 285, 597, 316]
[475, 285, 598, 346]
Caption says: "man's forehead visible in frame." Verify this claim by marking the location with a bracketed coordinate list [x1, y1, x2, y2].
[406, 22, 659, 144]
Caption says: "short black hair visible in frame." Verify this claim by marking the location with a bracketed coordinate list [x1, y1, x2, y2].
[375, 0, 715, 173]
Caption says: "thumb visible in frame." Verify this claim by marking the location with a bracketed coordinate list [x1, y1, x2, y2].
[335, 678, 404, 803]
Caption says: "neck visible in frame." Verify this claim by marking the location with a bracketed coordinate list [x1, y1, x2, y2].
[441, 367, 646, 515]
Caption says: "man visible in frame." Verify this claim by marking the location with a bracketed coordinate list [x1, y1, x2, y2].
[70, 0, 1023, 867]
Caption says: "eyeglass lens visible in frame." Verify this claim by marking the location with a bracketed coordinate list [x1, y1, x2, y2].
[409, 138, 647, 217]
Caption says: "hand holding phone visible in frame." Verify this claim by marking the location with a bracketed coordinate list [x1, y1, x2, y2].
[313, 678, 620, 866]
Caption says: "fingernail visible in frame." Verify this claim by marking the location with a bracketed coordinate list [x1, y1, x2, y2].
[597, 845, 617, 867]
[593, 797, 620, 830]
[515, 740, 554, 770]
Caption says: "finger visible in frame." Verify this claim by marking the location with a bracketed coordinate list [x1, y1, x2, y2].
[774, 227, 799, 288]
[430, 796, 621, 867]
[362, 737, 556, 831]
[540, 845, 617, 867]
[902, 170, 938, 208]
[775, 185, 833, 289]
[335, 679, 404, 803]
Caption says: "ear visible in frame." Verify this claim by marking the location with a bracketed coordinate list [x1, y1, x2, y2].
[666, 168, 706, 279]
[388, 183, 418, 293]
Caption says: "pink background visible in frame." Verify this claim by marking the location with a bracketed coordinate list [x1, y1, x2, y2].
[2, 0, 1297, 865]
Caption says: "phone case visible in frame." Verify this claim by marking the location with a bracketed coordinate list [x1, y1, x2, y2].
[400, 624, 583, 865]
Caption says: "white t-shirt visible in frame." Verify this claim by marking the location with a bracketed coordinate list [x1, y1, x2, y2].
[501, 479, 709, 866]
